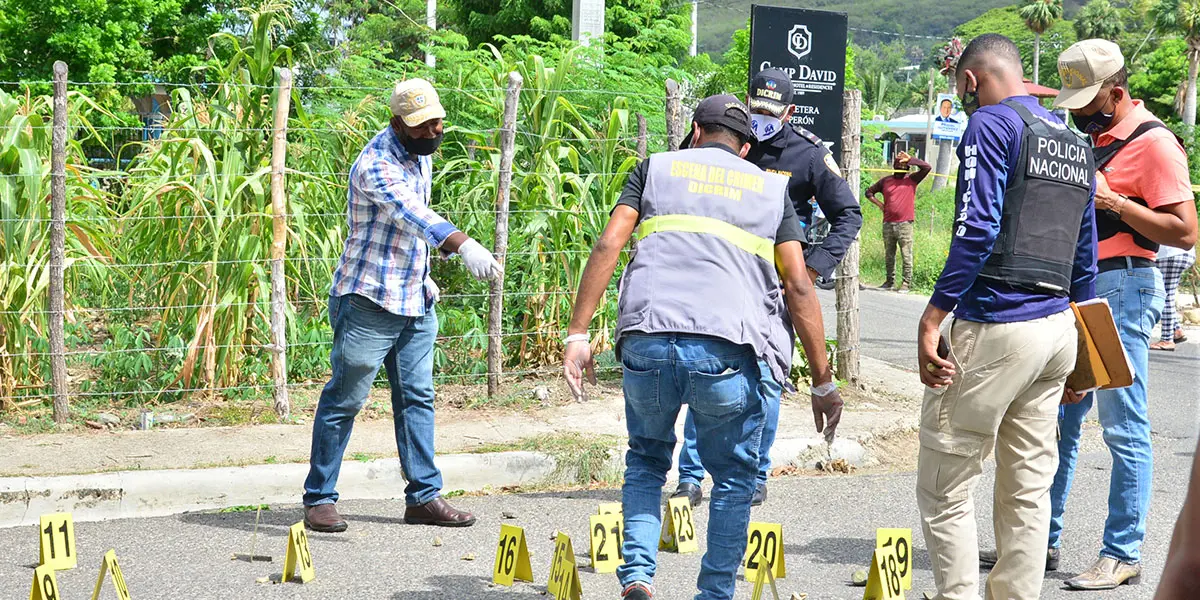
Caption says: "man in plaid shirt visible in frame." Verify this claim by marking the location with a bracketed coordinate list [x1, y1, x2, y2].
[303, 78, 501, 532]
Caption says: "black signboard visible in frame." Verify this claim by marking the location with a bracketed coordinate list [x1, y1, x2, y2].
[749, 5, 848, 160]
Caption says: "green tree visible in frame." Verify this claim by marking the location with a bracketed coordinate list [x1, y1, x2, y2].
[1129, 37, 1189, 116]
[956, 6, 1076, 89]
[1153, 0, 1200, 126]
[447, 0, 691, 63]
[1019, 0, 1065, 84]
[1075, 0, 1126, 41]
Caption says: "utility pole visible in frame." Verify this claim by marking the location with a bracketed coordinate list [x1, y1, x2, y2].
[923, 68, 935, 162]
[572, 0, 606, 47]
[691, 1, 698, 57]
[425, 0, 436, 68]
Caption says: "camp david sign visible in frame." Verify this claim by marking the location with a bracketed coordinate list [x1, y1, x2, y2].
[787, 25, 812, 60]
[750, 6, 848, 159]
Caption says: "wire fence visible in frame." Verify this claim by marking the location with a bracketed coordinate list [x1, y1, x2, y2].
[0, 64, 866, 426]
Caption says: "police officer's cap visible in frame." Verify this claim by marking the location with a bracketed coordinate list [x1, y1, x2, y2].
[686, 94, 753, 144]
[748, 68, 794, 117]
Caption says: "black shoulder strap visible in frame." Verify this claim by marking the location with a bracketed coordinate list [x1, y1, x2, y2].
[1000, 99, 1042, 127]
[1093, 121, 1173, 169]
[791, 124, 823, 147]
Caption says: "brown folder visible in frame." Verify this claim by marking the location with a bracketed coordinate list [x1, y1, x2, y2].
[1067, 299, 1134, 393]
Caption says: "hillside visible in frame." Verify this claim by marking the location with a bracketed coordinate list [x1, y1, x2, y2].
[698, 0, 1087, 56]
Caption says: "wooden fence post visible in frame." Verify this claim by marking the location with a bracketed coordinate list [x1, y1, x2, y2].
[49, 61, 70, 424]
[836, 89, 862, 384]
[636, 113, 648, 160]
[665, 79, 683, 151]
[269, 68, 293, 420]
[487, 71, 523, 398]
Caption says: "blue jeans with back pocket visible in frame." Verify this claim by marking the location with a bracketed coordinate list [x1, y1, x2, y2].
[616, 334, 767, 600]
[1049, 266, 1164, 563]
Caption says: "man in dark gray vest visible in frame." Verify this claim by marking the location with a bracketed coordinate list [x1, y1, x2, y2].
[562, 95, 841, 600]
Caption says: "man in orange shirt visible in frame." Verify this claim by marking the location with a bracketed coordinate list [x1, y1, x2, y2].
[1048, 39, 1198, 590]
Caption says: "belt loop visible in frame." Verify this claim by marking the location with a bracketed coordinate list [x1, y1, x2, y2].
[1125, 256, 1134, 271]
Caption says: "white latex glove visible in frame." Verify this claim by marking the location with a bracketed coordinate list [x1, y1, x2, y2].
[458, 239, 502, 281]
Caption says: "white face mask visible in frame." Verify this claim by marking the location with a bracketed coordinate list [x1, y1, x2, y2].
[750, 114, 785, 142]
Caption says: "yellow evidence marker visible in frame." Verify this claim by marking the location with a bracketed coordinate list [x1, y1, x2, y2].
[597, 502, 623, 515]
[547, 532, 582, 600]
[29, 565, 60, 600]
[588, 512, 624, 573]
[492, 524, 533, 586]
[90, 550, 132, 600]
[38, 512, 77, 571]
[282, 522, 315, 583]
[875, 528, 912, 591]
[863, 546, 905, 600]
[658, 496, 698, 553]
[750, 560, 782, 600]
[743, 522, 786, 582]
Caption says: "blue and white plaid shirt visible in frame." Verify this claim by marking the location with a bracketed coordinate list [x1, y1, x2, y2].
[330, 127, 460, 316]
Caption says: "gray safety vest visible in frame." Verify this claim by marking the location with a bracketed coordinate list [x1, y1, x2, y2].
[616, 147, 792, 383]
[978, 100, 1093, 295]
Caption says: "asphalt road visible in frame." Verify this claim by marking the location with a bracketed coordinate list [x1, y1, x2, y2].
[0, 435, 1191, 600]
[0, 287, 1194, 599]
[816, 287, 1200, 441]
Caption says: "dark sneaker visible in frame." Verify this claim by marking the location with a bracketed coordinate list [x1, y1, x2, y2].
[751, 483, 767, 507]
[621, 582, 655, 599]
[303, 504, 348, 533]
[403, 497, 477, 527]
[979, 547, 1059, 571]
[877, 281, 895, 291]
[671, 482, 702, 508]
[1065, 557, 1141, 590]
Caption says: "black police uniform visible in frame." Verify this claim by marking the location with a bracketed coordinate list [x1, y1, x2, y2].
[685, 123, 863, 279]
[745, 124, 862, 279]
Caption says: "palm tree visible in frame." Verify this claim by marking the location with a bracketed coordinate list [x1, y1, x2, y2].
[1019, 0, 1065, 84]
[1075, 0, 1126, 41]
[1153, 0, 1200, 126]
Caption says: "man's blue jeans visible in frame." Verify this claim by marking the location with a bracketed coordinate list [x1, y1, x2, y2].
[303, 293, 444, 508]
[616, 334, 767, 600]
[1049, 265, 1164, 563]
[677, 368, 781, 487]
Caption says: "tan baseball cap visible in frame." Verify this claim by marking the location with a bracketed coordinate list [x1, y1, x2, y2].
[389, 78, 446, 127]
[1054, 39, 1125, 110]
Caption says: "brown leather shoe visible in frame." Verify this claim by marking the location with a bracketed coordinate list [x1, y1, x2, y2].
[1065, 557, 1142, 590]
[404, 497, 477, 527]
[303, 504, 348, 533]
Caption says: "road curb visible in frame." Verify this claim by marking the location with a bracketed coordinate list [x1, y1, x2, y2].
[0, 450, 556, 528]
[0, 419, 915, 529]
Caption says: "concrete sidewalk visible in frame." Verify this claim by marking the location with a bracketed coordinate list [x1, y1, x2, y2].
[0, 356, 923, 527]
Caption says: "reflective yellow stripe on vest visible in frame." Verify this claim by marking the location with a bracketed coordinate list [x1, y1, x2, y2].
[636, 214, 774, 264]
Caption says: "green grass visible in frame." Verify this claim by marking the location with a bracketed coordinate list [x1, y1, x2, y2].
[858, 184, 956, 293]
[474, 432, 625, 486]
[218, 504, 270, 513]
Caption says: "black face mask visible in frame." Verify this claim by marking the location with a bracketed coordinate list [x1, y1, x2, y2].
[401, 132, 444, 156]
[960, 89, 980, 117]
[1072, 105, 1115, 135]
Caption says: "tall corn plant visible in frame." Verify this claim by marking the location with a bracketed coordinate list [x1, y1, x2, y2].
[0, 88, 110, 408]
[438, 47, 639, 372]
[118, 1, 300, 399]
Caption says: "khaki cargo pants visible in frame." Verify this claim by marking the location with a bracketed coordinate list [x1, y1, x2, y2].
[916, 309, 1076, 600]
[883, 221, 914, 287]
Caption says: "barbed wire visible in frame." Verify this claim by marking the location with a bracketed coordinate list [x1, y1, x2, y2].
[0, 365, 627, 403]
[0, 80, 670, 101]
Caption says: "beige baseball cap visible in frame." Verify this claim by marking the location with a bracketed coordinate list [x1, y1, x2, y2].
[1054, 39, 1125, 110]
[389, 78, 446, 127]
